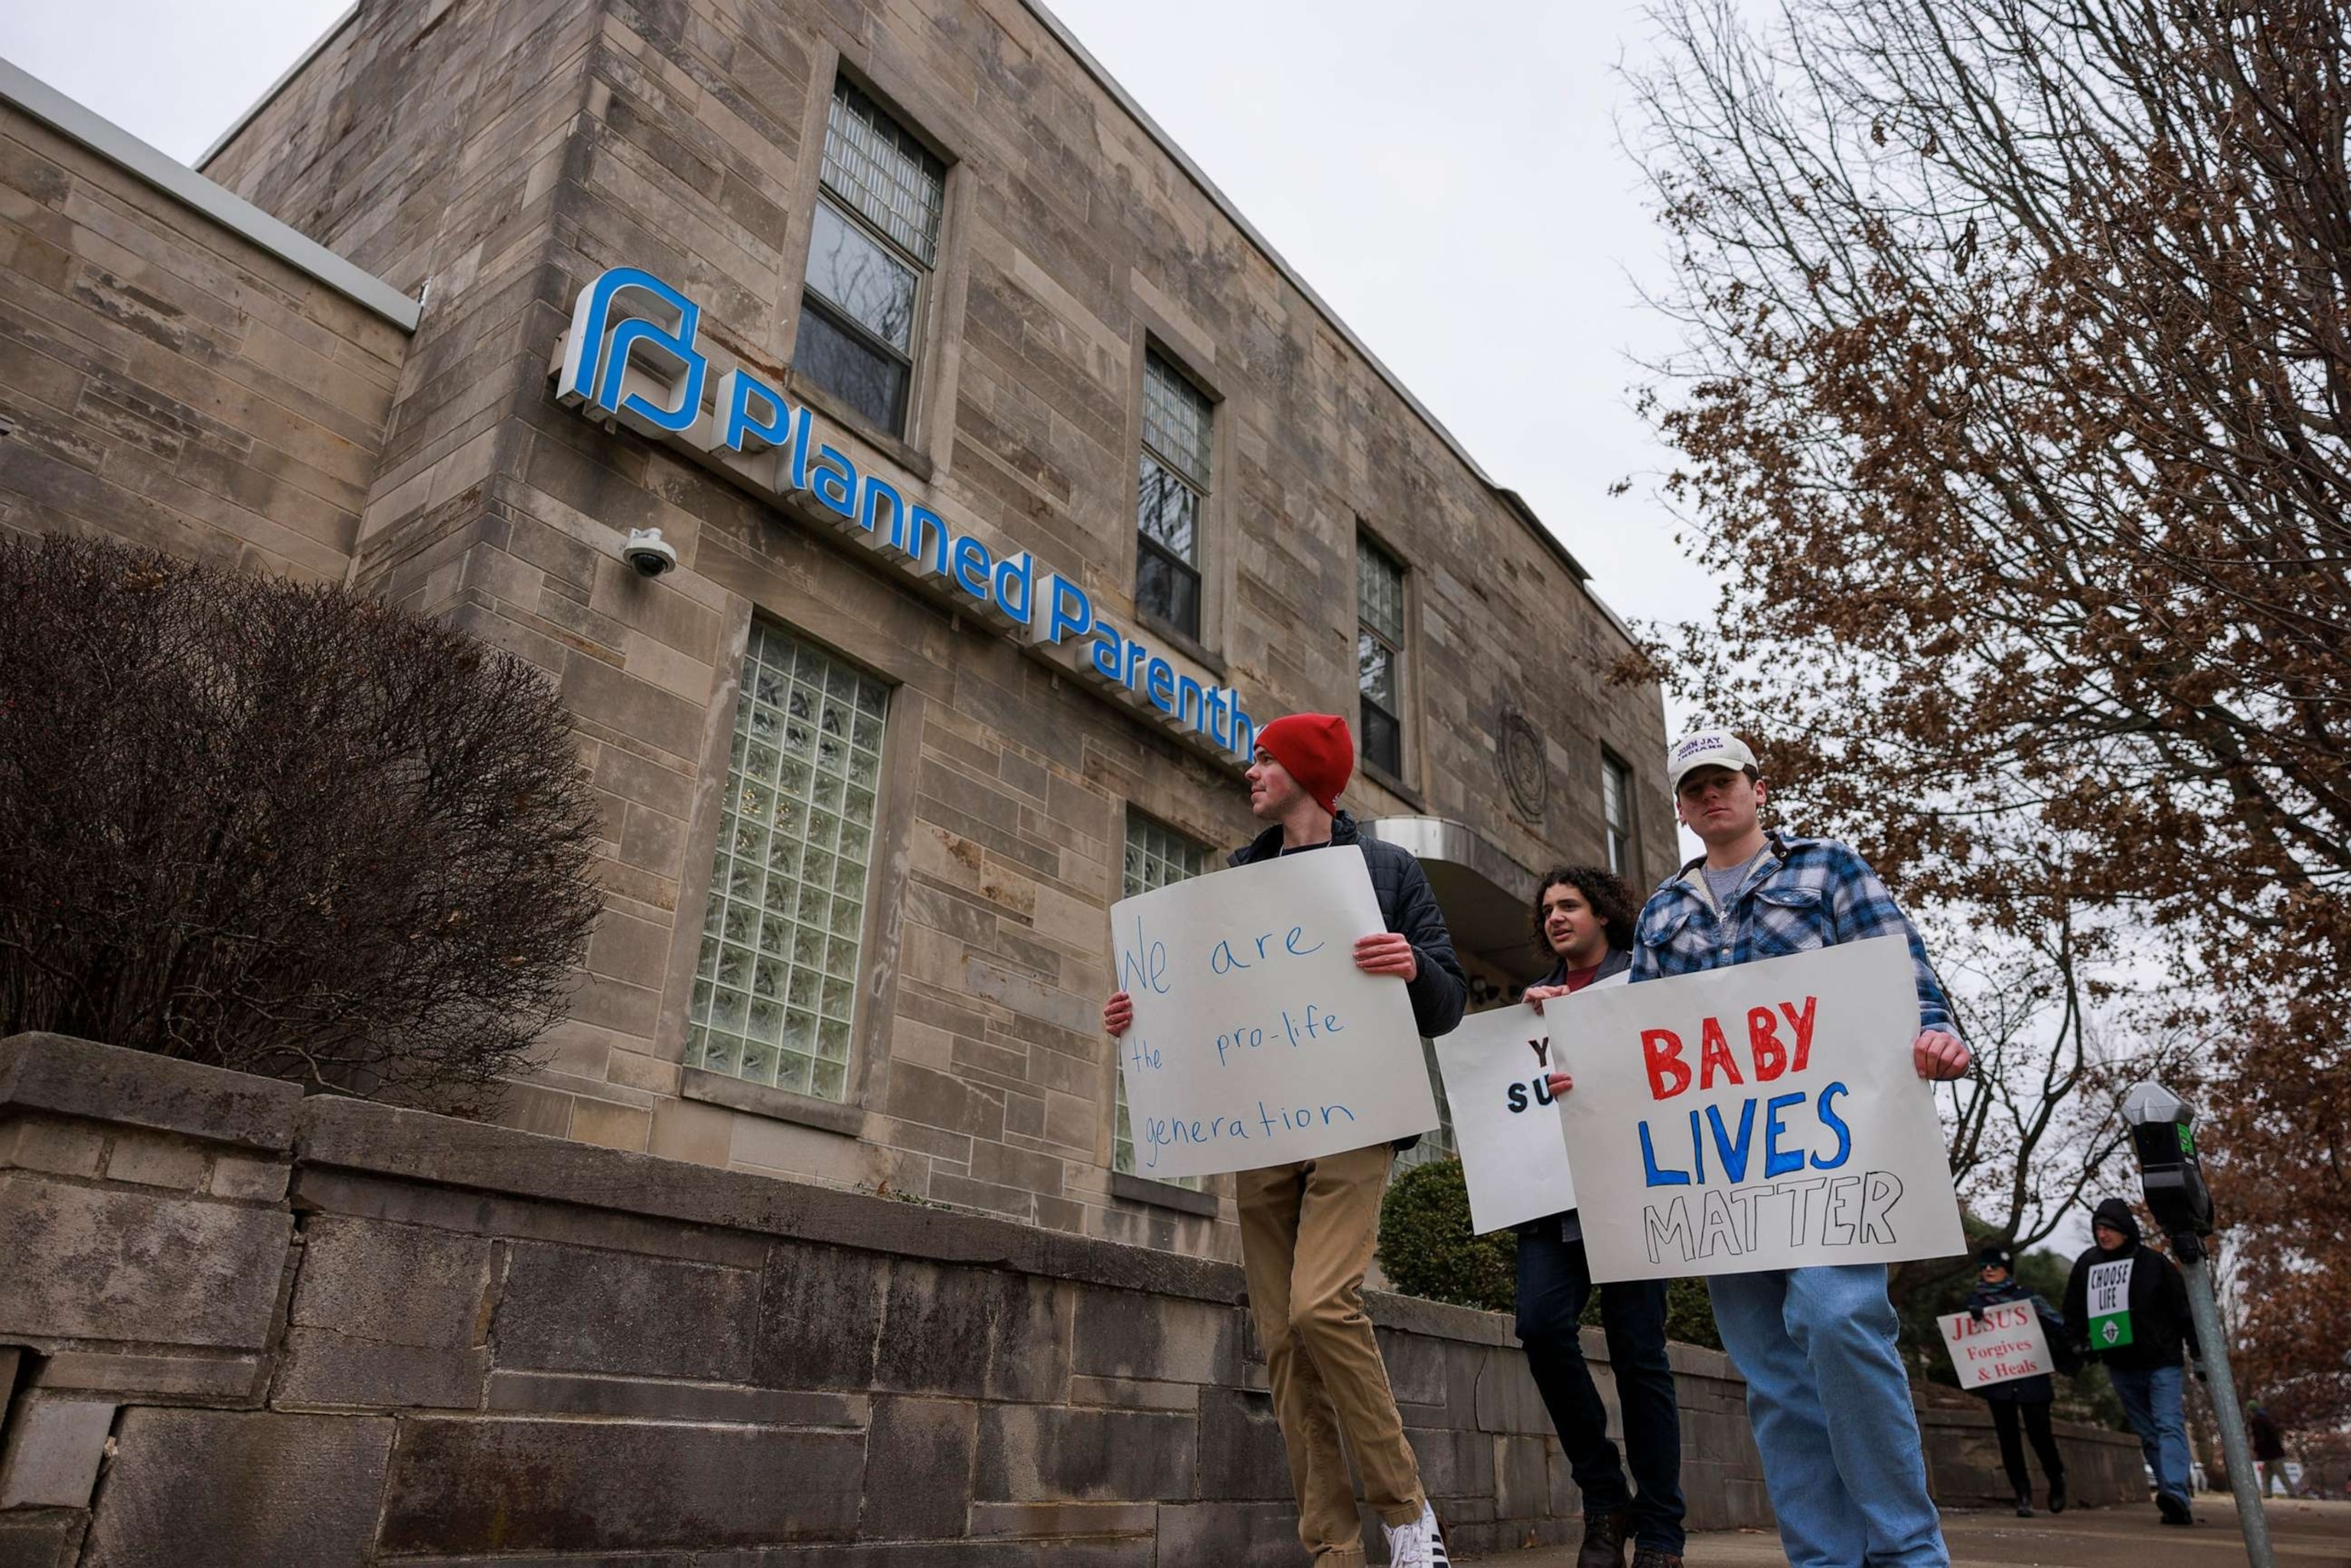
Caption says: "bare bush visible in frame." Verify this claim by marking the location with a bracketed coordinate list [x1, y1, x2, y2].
[0, 535, 602, 1112]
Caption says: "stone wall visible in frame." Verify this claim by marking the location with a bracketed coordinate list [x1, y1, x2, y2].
[0, 101, 406, 579]
[0, 1033, 1768, 1566]
[1919, 1405, 2149, 1510]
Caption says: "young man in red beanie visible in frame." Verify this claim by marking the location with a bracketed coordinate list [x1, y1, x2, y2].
[1104, 713, 1468, 1568]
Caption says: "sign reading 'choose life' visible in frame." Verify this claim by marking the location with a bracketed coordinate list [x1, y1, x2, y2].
[1110, 847, 1438, 1180]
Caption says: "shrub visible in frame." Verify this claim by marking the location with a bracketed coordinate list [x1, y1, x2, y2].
[0, 536, 601, 1111]
[1378, 1157, 1518, 1312]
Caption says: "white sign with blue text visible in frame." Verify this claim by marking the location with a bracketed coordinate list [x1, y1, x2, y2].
[1553, 936, 1965, 1282]
[1110, 846, 1438, 1180]
[1433, 988, 1619, 1236]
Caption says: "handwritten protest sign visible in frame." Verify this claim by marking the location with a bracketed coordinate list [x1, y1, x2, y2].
[1939, 1302, 2055, 1390]
[1553, 935, 1965, 1281]
[1433, 978, 1621, 1234]
[1110, 845, 1437, 1179]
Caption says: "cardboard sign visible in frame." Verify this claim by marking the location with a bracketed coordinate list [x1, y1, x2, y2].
[2085, 1257, 2136, 1349]
[1553, 935, 1967, 1281]
[1109, 845, 1438, 1179]
[1939, 1302, 2055, 1389]
[1433, 976, 1626, 1235]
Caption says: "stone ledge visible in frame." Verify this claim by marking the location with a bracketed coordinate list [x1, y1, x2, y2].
[0, 1035, 300, 1152]
[680, 1066, 864, 1137]
[295, 1094, 1246, 1306]
[1108, 1172, 1218, 1219]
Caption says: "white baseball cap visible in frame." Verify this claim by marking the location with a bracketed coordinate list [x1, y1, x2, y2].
[1668, 730, 1759, 791]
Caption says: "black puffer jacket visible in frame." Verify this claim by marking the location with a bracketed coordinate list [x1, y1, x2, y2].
[1230, 810, 1468, 1040]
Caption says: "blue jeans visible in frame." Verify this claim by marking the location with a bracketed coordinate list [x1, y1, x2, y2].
[1515, 1224, 1686, 1552]
[2108, 1364, 2192, 1504]
[1709, 1265, 1947, 1568]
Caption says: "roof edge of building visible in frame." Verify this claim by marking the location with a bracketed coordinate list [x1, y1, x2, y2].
[0, 52, 420, 333]
[194, 0, 360, 174]
[1017, 0, 1632, 636]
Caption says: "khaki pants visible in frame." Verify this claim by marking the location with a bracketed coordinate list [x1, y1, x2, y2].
[1237, 1143, 1425, 1563]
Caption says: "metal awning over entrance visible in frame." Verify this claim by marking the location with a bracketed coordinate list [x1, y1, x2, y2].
[1357, 815, 1550, 990]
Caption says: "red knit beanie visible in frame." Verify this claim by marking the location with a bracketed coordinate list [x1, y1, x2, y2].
[1257, 712, 1354, 813]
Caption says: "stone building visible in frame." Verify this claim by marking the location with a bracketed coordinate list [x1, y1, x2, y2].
[0, 0, 1674, 1263]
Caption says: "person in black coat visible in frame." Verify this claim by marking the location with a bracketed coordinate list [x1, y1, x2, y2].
[1514, 866, 1683, 1568]
[1965, 1244, 2068, 1517]
[2062, 1198, 2202, 1526]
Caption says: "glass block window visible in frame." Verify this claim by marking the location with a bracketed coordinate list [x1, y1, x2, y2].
[821, 79, 946, 266]
[1603, 751, 1635, 880]
[1358, 535, 1406, 777]
[801, 78, 944, 437]
[1136, 351, 1211, 641]
[686, 622, 889, 1103]
[1114, 810, 1211, 1188]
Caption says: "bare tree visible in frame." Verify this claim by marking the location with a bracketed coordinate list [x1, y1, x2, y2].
[1629, 0, 2351, 1416]
[0, 535, 602, 1113]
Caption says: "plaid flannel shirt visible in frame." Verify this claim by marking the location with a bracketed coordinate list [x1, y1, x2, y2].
[1625, 832, 1958, 1035]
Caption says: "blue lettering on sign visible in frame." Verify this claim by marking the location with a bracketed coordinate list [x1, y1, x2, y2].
[1639, 1084, 1858, 1188]
[557, 266, 1256, 759]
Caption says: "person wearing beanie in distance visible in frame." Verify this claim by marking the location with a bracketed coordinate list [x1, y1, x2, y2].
[2062, 1198, 2202, 1525]
[1102, 712, 1467, 1568]
[1964, 1244, 2068, 1517]
[1551, 729, 1971, 1568]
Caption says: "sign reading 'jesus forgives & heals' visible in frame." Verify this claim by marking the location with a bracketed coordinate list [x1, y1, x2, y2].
[1554, 936, 1967, 1282]
[1109, 846, 1438, 1180]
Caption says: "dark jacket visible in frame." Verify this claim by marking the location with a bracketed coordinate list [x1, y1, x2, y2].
[1230, 810, 1468, 1039]
[2251, 1408, 2287, 1463]
[2061, 1202, 2200, 1372]
[1962, 1278, 2061, 1404]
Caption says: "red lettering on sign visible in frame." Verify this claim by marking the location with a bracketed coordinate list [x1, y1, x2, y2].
[1698, 1016, 1743, 1089]
[1642, 1028, 1691, 1100]
[1781, 996, 1818, 1071]
[1747, 1007, 1788, 1081]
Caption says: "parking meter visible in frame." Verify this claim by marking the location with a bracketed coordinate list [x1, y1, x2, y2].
[2121, 1082, 2212, 1240]
[2120, 1081, 2273, 1567]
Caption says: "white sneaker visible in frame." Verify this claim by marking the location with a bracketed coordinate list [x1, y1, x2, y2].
[1381, 1500, 1449, 1567]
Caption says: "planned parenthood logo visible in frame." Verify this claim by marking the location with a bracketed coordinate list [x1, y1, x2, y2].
[556, 267, 1257, 761]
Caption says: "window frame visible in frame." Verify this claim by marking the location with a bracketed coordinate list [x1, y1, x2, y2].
[1602, 748, 1636, 882]
[1133, 347, 1215, 647]
[792, 71, 950, 445]
[1355, 530, 1410, 785]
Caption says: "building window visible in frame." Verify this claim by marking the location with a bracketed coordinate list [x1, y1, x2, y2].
[799, 78, 944, 436]
[1603, 751, 1634, 879]
[1358, 535, 1407, 778]
[687, 622, 889, 1103]
[1136, 350, 1211, 640]
[1114, 810, 1211, 1188]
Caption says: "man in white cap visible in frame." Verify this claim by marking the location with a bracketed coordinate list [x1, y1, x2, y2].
[1580, 731, 1971, 1568]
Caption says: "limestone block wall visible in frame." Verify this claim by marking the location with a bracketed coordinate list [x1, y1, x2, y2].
[0, 1034, 1769, 1565]
[0, 101, 406, 579]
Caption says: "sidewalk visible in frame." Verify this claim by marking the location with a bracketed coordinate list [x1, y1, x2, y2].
[1460, 1496, 2351, 1566]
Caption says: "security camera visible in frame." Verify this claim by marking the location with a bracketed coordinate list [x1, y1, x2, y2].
[621, 527, 678, 578]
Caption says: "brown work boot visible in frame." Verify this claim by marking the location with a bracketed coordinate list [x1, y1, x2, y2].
[1576, 1507, 1630, 1568]
[1630, 1549, 1684, 1568]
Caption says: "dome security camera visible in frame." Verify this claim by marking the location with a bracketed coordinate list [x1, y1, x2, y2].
[621, 527, 678, 578]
